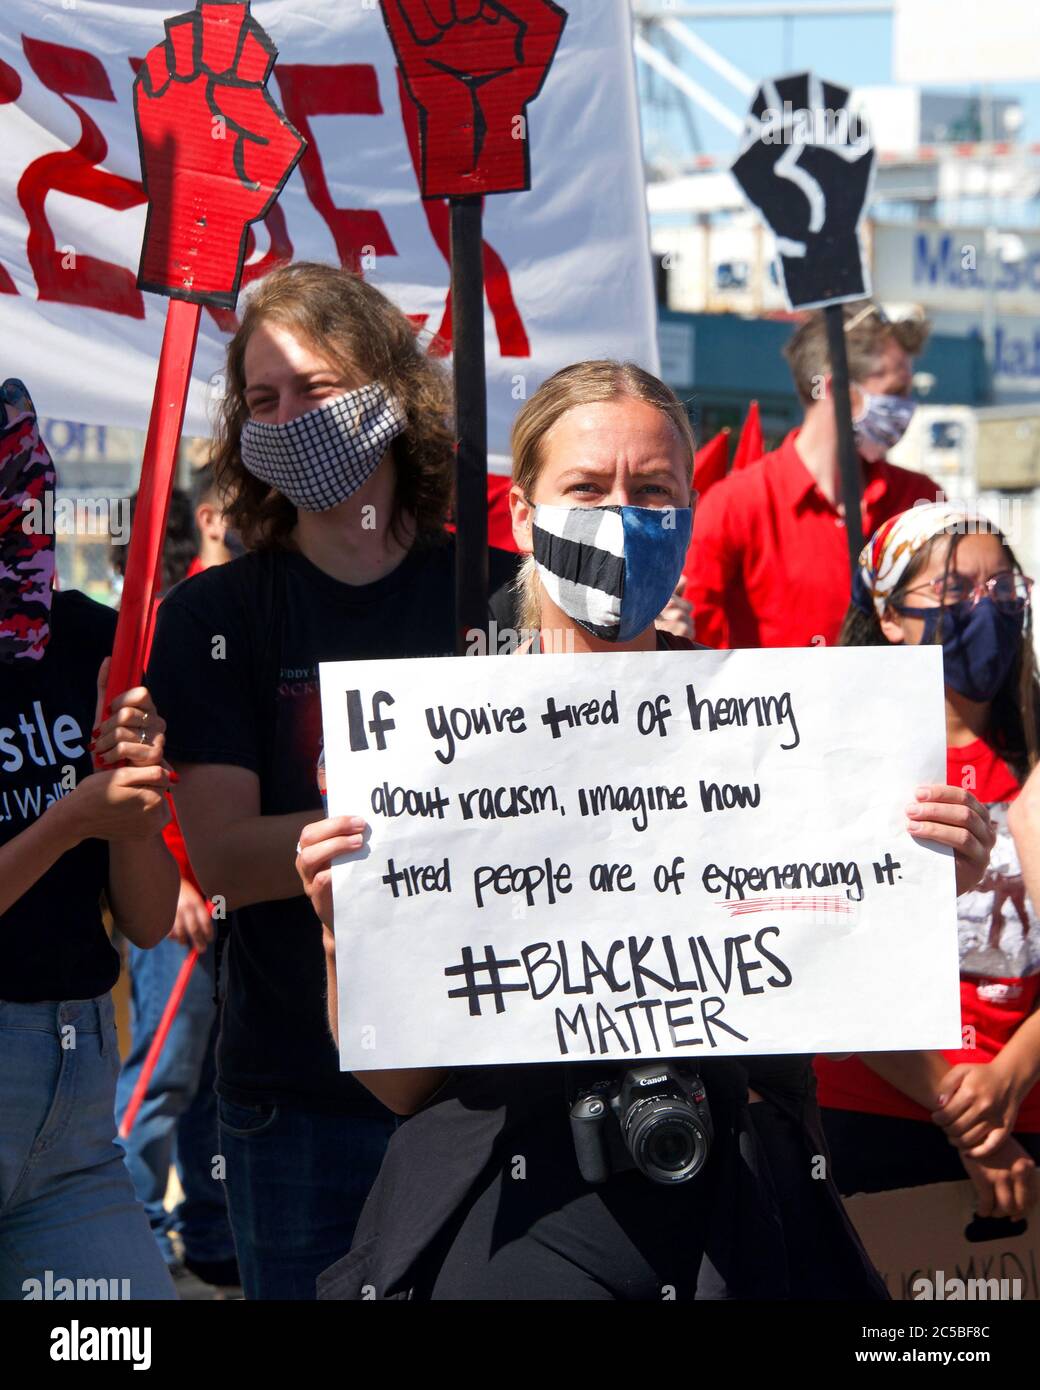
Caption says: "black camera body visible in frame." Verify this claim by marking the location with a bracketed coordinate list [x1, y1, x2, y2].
[569, 1062, 713, 1186]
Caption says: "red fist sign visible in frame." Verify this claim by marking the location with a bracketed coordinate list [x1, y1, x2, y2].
[381, 0, 567, 199]
[134, 1, 304, 307]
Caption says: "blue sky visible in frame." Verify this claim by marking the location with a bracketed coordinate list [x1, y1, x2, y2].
[638, 8, 1040, 161]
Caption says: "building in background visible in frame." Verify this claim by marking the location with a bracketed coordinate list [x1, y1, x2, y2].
[636, 1, 1040, 575]
[43, 419, 205, 602]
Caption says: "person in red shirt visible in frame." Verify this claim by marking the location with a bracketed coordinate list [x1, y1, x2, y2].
[684, 300, 939, 649]
[816, 502, 1040, 1221]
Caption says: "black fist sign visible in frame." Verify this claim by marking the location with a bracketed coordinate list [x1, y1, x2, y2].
[731, 72, 874, 309]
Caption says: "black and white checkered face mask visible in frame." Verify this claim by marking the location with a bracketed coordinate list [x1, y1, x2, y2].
[239, 382, 407, 512]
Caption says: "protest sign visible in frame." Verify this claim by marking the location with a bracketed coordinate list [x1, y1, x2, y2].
[731, 71, 877, 575]
[320, 644, 961, 1071]
[731, 72, 874, 313]
[845, 1182, 1040, 1302]
[377, 1, 568, 651]
[113, 1, 301, 1138]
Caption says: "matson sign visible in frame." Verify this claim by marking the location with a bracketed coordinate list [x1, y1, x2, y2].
[872, 222, 1040, 394]
[874, 223, 1040, 314]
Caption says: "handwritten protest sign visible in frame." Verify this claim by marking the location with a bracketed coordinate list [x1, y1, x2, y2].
[320, 645, 961, 1071]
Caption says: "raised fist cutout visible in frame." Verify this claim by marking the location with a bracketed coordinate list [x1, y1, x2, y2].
[135, 1, 304, 307]
[731, 72, 874, 309]
[381, 0, 567, 198]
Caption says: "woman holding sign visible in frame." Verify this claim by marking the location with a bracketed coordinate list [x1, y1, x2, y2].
[818, 503, 1040, 1220]
[299, 363, 995, 1301]
[147, 262, 518, 1300]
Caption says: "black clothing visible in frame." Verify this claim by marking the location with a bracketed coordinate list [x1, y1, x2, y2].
[146, 538, 519, 1113]
[318, 1058, 888, 1300]
[822, 1107, 1040, 1195]
[1, 591, 116, 1002]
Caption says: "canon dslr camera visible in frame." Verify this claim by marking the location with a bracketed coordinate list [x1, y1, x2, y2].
[569, 1062, 713, 1185]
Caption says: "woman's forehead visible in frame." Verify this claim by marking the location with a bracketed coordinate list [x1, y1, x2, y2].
[243, 320, 344, 382]
[919, 530, 1010, 577]
[541, 398, 688, 471]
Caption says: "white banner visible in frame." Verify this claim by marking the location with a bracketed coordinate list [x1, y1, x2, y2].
[320, 645, 961, 1071]
[0, 1, 656, 465]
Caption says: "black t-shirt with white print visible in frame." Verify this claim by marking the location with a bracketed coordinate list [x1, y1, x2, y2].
[1, 590, 117, 1002]
[146, 536, 520, 1114]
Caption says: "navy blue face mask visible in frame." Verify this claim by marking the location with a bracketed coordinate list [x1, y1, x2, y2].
[893, 597, 1022, 702]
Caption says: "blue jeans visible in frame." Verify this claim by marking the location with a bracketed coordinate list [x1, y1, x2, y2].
[0, 995, 176, 1300]
[115, 939, 235, 1267]
[218, 1098, 395, 1300]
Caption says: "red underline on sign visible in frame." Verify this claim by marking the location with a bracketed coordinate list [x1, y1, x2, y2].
[722, 895, 854, 916]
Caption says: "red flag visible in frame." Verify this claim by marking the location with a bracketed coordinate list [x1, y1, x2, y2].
[693, 428, 730, 496]
[732, 400, 763, 471]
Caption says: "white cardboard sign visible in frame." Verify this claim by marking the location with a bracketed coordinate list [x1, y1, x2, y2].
[320, 646, 961, 1071]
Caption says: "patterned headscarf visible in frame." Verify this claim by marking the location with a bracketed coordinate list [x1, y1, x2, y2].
[0, 379, 56, 661]
[852, 502, 997, 619]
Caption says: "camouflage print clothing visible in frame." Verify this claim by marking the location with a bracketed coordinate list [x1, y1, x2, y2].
[0, 379, 55, 662]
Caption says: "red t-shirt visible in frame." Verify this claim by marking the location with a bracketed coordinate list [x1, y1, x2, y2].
[815, 737, 1040, 1131]
[683, 429, 939, 649]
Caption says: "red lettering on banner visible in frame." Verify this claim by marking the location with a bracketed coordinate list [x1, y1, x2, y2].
[275, 64, 397, 274]
[205, 203, 296, 333]
[0, 58, 23, 294]
[396, 71, 529, 359]
[18, 37, 147, 317]
[6, 46, 527, 351]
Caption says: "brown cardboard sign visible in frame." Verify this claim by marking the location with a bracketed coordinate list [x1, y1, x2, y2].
[845, 1182, 1040, 1302]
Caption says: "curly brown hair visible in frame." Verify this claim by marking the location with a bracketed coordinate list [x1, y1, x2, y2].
[212, 262, 454, 550]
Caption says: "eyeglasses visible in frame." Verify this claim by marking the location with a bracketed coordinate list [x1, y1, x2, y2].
[901, 571, 1034, 615]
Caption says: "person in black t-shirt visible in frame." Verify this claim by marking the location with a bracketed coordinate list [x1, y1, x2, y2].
[146, 262, 518, 1301]
[297, 362, 996, 1301]
[0, 379, 180, 1301]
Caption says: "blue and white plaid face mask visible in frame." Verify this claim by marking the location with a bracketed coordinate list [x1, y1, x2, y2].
[240, 381, 407, 512]
[852, 392, 915, 454]
[532, 503, 692, 643]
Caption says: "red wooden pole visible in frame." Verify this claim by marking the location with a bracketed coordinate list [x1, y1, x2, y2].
[119, 947, 200, 1139]
[98, 297, 201, 728]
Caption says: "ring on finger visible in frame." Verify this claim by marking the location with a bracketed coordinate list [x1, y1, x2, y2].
[295, 841, 303, 855]
[139, 729, 149, 744]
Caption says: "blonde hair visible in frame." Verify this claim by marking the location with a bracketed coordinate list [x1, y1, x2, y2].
[509, 360, 696, 630]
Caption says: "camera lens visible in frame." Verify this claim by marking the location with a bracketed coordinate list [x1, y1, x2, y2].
[651, 1125, 693, 1171]
[626, 1103, 708, 1184]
